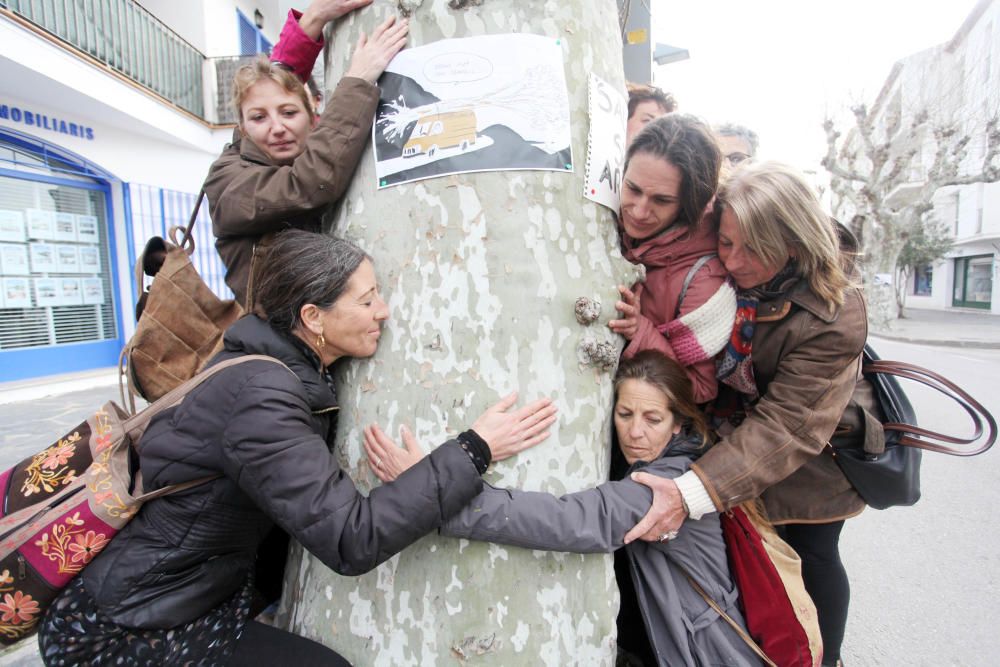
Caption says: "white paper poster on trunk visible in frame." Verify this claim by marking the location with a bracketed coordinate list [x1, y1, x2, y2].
[583, 73, 627, 212]
[373, 34, 572, 188]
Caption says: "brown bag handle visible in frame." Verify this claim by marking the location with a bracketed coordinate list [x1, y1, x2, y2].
[864, 360, 997, 456]
[177, 189, 205, 252]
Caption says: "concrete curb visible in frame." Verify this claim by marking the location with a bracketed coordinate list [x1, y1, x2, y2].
[870, 333, 1000, 350]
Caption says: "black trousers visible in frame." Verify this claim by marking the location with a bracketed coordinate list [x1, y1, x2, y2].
[230, 620, 352, 666]
[777, 520, 849, 664]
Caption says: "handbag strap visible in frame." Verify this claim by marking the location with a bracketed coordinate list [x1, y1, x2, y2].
[122, 354, 292, 445]
[676, 563, 777, 667]
[865, 359, 997, 456]
[673, 254, 717, 320]
[177, 189, 205, 252]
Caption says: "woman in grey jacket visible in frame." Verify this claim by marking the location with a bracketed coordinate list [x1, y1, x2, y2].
[367, 350, 762, 667]
[37, 231, 556, 666]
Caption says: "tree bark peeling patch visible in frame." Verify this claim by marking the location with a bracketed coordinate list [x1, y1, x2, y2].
[447, 0, 484, 10]
[395, 0, 425, 19]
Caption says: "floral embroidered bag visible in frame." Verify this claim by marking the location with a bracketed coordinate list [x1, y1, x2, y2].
[0, 354, 286, 644]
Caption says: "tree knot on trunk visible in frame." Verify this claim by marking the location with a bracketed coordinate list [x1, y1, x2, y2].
[578, 334, 618, 371]
[574, 296, 602, 325]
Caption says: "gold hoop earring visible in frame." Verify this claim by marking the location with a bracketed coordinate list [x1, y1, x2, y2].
[316, 334, 326, 349]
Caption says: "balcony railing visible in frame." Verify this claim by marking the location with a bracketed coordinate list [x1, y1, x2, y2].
[2, 0, 205, 118]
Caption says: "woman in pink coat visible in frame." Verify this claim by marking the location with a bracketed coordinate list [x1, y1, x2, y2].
[610, 114, 737, 404]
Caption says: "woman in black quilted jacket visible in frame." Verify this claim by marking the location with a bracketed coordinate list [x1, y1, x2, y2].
[37, 230, 556, 666]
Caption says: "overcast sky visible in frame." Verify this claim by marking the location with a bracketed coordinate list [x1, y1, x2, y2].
[651, 0, 983, 174]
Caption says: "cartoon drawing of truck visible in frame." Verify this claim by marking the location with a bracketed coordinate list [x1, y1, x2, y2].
[402, 109, 477, 157]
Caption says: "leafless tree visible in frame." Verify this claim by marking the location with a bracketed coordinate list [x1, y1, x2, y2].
[822, 100, 999, 328]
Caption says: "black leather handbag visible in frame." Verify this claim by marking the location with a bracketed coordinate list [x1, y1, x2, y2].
[828, 344, 996, 510]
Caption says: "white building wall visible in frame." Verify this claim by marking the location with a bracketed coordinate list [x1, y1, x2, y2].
[0, 16, 231, 192]
[137, 0, 283, 57]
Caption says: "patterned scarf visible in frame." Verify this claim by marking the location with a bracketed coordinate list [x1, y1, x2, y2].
[715, 262, 800, 401]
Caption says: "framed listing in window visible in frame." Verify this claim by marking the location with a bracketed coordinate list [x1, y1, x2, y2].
[0, 243, 29, 275]
[54, 212, 77, 242]
[0, 210, 25, 243]
[26, 209, 55, 240]
[2, 277, 31, 308]
[75, 215, 100, 243]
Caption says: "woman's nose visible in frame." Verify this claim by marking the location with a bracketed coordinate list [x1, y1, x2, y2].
[374, 298, 389, 321]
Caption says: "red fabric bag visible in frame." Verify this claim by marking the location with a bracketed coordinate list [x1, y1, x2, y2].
[720, 506, 818, 667]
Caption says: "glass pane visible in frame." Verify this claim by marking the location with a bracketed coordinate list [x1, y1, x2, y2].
[967, 257, 993, 304]
[0, 173, 118, 350]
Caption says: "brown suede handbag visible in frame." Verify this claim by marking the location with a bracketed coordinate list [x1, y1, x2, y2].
[119, 191, 243, 413]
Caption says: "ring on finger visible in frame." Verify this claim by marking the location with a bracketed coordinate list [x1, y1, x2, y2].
[375, 457, 382, 469]
[657, 530, 679, 542]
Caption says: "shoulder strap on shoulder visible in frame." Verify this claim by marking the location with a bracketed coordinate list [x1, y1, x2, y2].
[674, 254, 717, 320]
[677, 562, 777, 667]
[123, 354, 292, 445]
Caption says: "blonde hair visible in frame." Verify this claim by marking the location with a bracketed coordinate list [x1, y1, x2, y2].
[716, 161, 849, 309]
[232, 55, 313, 126]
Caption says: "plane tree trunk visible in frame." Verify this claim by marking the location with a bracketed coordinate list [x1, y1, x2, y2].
[276, 2, 640, 664]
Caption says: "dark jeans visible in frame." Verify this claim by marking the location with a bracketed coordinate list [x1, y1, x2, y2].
[777, 520, 849, 664]
[231, 620, 351, 666]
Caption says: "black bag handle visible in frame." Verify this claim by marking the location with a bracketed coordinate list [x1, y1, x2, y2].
[863, 359, 996, 457]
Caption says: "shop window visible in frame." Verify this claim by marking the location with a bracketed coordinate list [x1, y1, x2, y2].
[952, 254, 994, 309]
[912, 264, 932, 296]
[0, 174, 117, 350]
[0, 130, 120, 380]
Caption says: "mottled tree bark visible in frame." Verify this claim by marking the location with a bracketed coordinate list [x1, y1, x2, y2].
[277, 2, 640, 663]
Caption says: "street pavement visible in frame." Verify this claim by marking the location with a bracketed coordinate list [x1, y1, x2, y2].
[871, 307, 1000, 349]
[0, 308, 997, 665]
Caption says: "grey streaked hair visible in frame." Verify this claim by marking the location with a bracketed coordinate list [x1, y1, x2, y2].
[714, 123, 760, 157]
[255, 230, 370, 336]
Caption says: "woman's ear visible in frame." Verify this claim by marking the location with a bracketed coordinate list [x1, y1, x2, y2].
[299, 303, 324, 336]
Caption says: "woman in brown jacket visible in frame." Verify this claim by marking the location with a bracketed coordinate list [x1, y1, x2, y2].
[627, 162, 867, 667]
[205, 15, 408, 306]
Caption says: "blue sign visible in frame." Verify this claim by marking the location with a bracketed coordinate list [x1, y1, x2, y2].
[0, 102, 95, 140]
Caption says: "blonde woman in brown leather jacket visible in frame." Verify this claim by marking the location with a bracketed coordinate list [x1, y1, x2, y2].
[626, 162, 867, 667]
[204, 15, 408, 306]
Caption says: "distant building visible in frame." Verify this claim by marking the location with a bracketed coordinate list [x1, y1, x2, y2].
[835, 0, 1000, 314]
[0, 0, 288, 381]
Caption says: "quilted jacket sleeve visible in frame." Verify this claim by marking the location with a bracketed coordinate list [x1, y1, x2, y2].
[219, 365, 483, 575]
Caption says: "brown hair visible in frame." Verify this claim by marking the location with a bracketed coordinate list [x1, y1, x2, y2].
[626, 82, 677, 119]
[613, 350, 709, 445]
[714, 161, 850, 309]
[625, 113, 721, 230]
[232, 54, 313, 126]
[255, 230, 370, 336]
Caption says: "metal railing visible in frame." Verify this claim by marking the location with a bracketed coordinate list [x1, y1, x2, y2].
[127, 183, 232, 302]
[2, 0, 205, 118]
